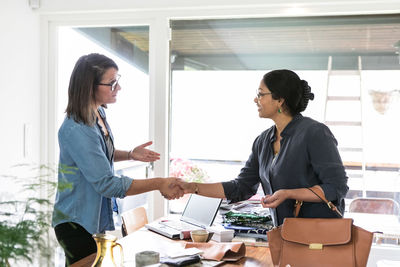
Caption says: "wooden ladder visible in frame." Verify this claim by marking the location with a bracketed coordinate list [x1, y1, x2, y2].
[324, 56, 366, 197]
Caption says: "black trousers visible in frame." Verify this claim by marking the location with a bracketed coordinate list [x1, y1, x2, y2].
[54, 222, 97, 266]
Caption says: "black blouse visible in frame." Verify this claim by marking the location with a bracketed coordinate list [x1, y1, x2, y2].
[222, 114, 349, 225]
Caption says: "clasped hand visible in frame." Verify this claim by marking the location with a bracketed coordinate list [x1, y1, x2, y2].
[159, 178, 188, 200]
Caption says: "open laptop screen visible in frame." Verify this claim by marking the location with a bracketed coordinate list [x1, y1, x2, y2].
[180, 194, 222, 227]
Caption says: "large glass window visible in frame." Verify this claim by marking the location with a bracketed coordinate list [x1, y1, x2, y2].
[169, 14, 400, 235]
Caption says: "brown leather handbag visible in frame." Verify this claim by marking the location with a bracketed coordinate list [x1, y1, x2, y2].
[267, 188, 373, 267]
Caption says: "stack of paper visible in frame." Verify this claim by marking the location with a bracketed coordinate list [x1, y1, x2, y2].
[206, 225, 234, 242]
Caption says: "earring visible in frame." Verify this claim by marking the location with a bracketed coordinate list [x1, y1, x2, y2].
[278, 108, 282, 113]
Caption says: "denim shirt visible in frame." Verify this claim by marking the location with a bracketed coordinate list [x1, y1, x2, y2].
[222, 114, 349, 225]
[52, 107, 133, 234]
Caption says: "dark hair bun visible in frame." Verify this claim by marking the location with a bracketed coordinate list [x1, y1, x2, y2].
[296, 80, 314, 113]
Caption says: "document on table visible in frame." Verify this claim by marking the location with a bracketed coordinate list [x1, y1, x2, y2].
[167, 247, 203, 258]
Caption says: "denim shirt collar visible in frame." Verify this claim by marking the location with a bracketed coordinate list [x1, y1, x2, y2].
[97, 107, 114, 141]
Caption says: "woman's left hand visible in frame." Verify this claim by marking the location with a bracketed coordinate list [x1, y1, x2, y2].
[130, 141, 160, 162]
[261, 190, 288, 208]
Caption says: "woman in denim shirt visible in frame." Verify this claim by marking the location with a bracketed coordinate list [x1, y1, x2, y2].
[52, 53, 183, 265]
[180, 69, 348, 226]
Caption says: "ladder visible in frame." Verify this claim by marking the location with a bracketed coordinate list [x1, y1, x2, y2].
[323, 56, 366, 198]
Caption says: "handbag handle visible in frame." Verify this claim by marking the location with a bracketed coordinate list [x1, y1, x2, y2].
[294, 187, 343, 218]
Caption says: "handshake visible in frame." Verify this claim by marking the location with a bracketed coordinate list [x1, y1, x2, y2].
[159, 178, 194, 200]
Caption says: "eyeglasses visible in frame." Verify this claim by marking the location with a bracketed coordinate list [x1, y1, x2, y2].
[97, 74, 121, 91]
[256, 90, 272, 99]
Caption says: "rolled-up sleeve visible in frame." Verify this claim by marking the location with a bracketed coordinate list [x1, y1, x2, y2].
[307, 124, 349, 202]
[61, 124, 133, 198]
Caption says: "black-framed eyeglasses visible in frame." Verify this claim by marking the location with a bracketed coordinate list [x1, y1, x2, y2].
[256, 90, 272, 99]
[97, 74, 121, 92]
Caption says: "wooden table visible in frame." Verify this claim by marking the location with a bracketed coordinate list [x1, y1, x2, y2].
[70, 253, 96, 267]
[70, 227, 273, 266]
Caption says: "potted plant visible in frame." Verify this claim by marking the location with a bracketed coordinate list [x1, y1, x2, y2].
[0, 164, 71, 267]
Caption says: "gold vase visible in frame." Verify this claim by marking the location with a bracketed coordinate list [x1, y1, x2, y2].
[91, 233, 123, 267]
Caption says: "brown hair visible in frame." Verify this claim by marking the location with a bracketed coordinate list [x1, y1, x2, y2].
[66, 53, 118, 125]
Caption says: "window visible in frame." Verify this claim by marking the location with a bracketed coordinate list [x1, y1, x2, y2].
[169, 15, 400, 223]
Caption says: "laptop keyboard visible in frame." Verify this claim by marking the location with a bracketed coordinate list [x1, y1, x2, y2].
[161, 220, 200, 231]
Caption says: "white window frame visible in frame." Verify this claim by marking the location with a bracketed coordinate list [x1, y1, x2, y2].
[40, 14, 170, 222]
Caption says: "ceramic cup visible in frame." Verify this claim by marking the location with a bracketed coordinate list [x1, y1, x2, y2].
[190, 229, 209, 242]
[135, 250, 160, 267]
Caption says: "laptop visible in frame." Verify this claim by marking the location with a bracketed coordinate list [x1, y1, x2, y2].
[145, 194, 222, 239]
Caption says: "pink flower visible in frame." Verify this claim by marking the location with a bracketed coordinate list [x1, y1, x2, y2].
[169, 158, 209, 182]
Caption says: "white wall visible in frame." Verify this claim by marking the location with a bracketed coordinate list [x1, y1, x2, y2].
[0, 3, 40, 264]
[0, 0, 40, 171]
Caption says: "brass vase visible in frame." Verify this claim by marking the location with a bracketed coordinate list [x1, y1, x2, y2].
[91, 233, 123, 267]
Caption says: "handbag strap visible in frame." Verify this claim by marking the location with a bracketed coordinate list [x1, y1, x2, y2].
[293, 187, 343, 218]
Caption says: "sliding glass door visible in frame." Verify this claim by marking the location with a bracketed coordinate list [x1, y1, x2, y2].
[169, 15, 400, 214]
[57, 25, 151, 214]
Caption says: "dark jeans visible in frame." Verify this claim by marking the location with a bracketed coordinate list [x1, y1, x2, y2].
[54, 222, 97, 266]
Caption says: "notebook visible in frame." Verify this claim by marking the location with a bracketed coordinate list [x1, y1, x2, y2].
[145, 194, 222, 239]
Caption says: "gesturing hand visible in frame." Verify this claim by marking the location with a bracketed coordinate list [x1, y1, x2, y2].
[130, 141, 160, 162]
[159, 178, 185, 200]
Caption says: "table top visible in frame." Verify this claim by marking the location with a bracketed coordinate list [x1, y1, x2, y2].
[70, 227, 273, 267]
[121, 228, 272, 266]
